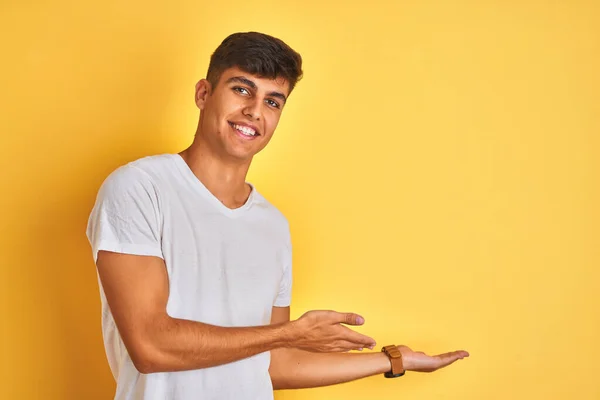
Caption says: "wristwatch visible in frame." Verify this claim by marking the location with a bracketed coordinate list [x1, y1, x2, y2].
[381, 345, 405, 378]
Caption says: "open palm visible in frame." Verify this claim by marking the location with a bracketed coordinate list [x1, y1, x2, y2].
[398, 345, 469, 372]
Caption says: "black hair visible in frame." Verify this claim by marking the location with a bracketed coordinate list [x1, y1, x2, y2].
[206, 32, 303, 93]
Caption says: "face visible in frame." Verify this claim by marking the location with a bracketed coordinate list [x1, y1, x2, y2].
[195, 66, 290, 162]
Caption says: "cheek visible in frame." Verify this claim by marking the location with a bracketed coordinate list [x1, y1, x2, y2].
[207, 95, 239, 121]
[263, 115, 281, 136]
[208, 108, 231, 132]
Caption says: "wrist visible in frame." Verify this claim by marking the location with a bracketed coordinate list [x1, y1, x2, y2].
[381, 345, 406, 378]
[378, 352, 393, 374]
[278, 320, 299, 348]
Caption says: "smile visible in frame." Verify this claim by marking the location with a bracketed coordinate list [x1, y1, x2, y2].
[228, 121, 259, 137]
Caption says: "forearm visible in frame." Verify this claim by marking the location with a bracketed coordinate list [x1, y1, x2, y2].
[133, 316, 291, 373]
[270, 348, 391, 389]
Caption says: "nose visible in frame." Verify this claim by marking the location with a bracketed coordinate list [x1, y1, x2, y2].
[242, 98, 261, 121]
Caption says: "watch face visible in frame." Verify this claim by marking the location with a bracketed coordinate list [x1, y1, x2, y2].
[384, 370, 406, 378]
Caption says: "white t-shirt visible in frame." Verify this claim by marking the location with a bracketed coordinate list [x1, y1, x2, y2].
[86, 153, 293, 400]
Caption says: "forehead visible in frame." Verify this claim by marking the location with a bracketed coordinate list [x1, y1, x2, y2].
[218, 66, 290, 96]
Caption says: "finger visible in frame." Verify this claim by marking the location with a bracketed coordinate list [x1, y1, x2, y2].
[333, 340, 364, 353]
[435, 350, 469, 360]
[329, 311, 365, 326]
[340, 326, 376, 348]
[434, 351, 470, 367]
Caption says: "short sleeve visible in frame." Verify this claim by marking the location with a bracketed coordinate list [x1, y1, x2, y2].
[273, 232, 293, 307]
[86, 165, 163, 263]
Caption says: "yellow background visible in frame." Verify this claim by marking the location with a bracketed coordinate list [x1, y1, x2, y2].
[1, 0, 598, 399]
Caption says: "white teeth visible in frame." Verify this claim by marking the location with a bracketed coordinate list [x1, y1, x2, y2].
[233, 123, 256, 136]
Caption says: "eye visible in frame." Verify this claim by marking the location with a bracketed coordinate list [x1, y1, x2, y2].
[266, 99, 280, 109]
[233, 86, 250, 95]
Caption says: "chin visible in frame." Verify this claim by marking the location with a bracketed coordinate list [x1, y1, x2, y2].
[224, 147, 257, 162]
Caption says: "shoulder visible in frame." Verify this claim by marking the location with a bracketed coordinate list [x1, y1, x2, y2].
[128, 153, 176, 174]
[97, 154, 175, 200]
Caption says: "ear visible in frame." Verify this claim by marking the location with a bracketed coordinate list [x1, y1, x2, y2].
[195, 79, 212, 110]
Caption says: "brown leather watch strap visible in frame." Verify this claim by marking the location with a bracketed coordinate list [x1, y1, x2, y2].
[381, 345, 405, 378]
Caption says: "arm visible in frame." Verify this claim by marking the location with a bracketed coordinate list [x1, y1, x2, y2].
[269, 307, 389, 389]
[96, 251, 376, 374]
[268, 307, 469, 390]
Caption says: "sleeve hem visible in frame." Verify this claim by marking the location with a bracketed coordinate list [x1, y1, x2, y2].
[92, 240, 164, 262]
[273, 299, 291, 307]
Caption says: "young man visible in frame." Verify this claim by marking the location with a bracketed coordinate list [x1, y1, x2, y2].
[86, 32, 469, 400]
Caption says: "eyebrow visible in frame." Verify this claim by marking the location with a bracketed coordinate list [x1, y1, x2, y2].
[225, 76, 288, 104]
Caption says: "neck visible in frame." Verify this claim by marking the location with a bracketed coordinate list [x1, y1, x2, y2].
[179, 136, 253, 209]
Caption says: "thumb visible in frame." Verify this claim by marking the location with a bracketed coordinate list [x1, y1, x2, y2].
[332, 312, 365, 325]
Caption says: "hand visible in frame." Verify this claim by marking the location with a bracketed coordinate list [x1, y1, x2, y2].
[398, 345, 469, 372]
[287, 310, 376, 353]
